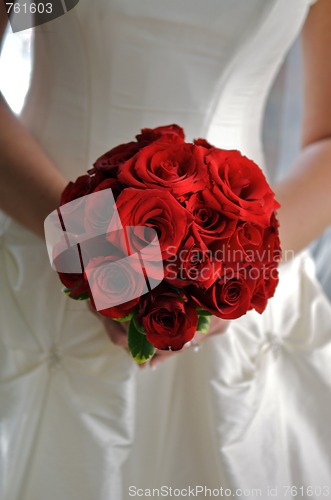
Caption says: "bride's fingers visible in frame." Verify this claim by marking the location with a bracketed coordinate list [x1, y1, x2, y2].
[104, 321, 128, 348]
[87, 300, 98, 315]
[103, 321, 146, 369]
[205, 317, 229, 337]
[149, 340, 194, 368]
[188, 318, 228, 347]
[149, 349, 177, 368]
[86, 302, 129, 349]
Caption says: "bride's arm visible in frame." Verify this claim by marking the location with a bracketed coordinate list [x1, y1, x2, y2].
[274, 0, 331, 255]
[0, 6, 67, 238]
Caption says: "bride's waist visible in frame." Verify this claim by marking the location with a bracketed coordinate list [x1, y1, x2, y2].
[20, 99, 265, 181]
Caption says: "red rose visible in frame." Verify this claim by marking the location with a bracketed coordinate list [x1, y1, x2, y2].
[137, 285, 198, 350]
[205, 149, 279, 226]
[91, 141, 142, 176]
[185, 191, 237, 243]
[60, 170, 112, 210]
[50, 214, 87, 294]
[92, 178, 124, 200]
[118, 143, 209, 200]
[210, 222, 263, 266]
[259, 213, 281, 263]
[193, 138, 214, 149]
[165, 228, 222, 289]
[249, 262, 279, 313]
[60, 174, 95, 205]
[212, 212, 280, 267]
[190, 267, 255, 319]
[58, 271, 89, 298]
[56, 234, 126, 300]
[111, 188, 193, 260]
[136, 124, 185, 144]
[247, 215, 280, 311]
[89, 125, 184, 177]
[243, 215, 280, 265]
[85, 255, 146, 318]
[83, 185, 121, 240]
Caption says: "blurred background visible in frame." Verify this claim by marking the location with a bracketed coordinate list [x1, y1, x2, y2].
[0, 25, 32, 115]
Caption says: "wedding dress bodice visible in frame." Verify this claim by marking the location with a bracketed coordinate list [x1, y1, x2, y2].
[2, 2, 331, 500]
[21, 0, 313, 181]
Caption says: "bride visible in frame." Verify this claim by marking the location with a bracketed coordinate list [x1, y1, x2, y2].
[1, 0, 331, 498]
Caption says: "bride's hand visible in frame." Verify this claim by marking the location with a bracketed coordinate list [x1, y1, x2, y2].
[88, 302, 228, 368]
[87, 301, 129, 350]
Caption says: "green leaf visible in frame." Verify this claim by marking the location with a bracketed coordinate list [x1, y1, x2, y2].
[132, 314, 146, 335]
[63, 288, 89, 301]
[128, 319, 155, 364]
[196, 308, 213, 316]
[112, 312, 133, 323]
[197, 314, 212, 334]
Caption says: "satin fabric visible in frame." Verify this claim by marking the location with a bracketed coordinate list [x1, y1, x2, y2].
[1, 1, 330, 499]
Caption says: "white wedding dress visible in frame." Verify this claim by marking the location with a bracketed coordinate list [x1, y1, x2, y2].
[1, 1, 331, 499]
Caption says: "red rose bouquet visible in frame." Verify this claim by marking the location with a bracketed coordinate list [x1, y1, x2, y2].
[45, 124, 281, 363]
